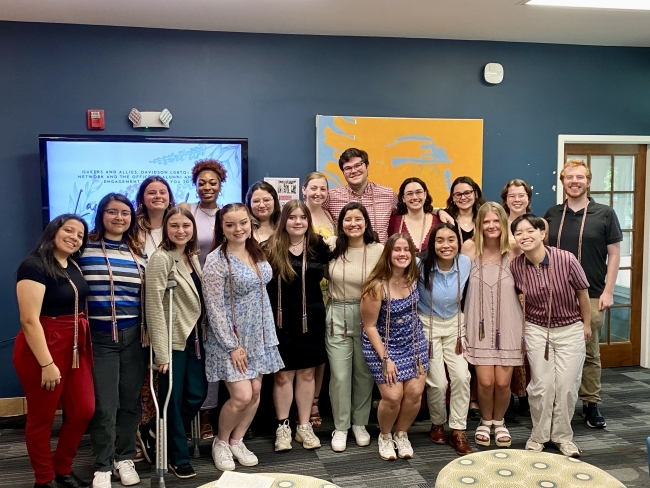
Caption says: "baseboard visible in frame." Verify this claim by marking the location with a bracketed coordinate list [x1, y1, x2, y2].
[0, 397, 27, 417]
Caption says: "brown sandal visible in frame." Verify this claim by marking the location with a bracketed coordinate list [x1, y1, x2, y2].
[310, 397, 322, 428]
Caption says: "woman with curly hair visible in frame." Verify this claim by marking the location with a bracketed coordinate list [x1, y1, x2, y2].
[179, 159, 228, 267]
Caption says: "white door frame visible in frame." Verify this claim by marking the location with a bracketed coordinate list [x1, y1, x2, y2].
[558, 135, 650, 369]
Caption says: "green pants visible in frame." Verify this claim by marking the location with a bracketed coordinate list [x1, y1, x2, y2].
[156, 336, 208, 466]
[325, 300, 374, 431]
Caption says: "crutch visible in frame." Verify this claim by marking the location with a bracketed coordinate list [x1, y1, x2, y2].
[150, 279, 177, 488]
[190, 412, 201, 458]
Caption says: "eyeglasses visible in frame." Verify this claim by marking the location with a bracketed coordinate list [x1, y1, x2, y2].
[452, 190, 474, 200]
[104, 209, 132, 218]
[342, 162, 366, 175]
[404, 190, 425, 198]
[506, 193, 528, 201]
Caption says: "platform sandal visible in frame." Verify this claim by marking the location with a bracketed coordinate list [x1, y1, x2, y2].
[310, 397, 322, 428]
[493, 419, 511, 448]
[474, 420, 492, 447]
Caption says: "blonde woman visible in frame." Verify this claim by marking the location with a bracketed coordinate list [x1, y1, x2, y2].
[461, 202, 523, 448]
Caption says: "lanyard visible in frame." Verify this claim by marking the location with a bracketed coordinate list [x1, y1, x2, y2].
[521, 248, 555, 361]
[478, 254, 505, 350]
[557, 200, 589, 263]
[329, 246, 367, 337]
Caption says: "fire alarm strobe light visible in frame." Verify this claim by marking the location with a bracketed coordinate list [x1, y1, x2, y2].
[128, 108, 173, 128]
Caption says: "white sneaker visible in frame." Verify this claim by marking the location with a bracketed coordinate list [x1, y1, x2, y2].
[113, 459, 140, 486]
[555, 441, 581, 458]
[525, 438, 544, 452]
[393, 431, 414, 459]
[275, 420, 293, 452]
[331, 430, 348, 452]
[378, 433, 397, 461]
[229, 440, 259, 466]
[352, 425, 371, 447]
[295, 423, 321, 449]
[212, 439, 235, 471]
[92, 471, 112, 488]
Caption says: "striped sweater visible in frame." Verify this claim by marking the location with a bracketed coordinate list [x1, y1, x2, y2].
[77, 238, 146, 332]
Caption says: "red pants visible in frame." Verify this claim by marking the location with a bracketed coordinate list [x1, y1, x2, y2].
[13, 314, 95, 484]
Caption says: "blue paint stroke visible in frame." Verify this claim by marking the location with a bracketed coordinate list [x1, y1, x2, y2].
[386, 135, 451, 166]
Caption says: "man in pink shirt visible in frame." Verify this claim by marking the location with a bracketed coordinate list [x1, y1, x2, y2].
[324, 148, 451, 243]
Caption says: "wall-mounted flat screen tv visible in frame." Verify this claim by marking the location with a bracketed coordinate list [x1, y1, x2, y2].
[39, 135, 248, 227]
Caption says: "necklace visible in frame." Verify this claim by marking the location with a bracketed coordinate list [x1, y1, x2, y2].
[100, 240, 145, 344]
[557, 199, 589, 263]
[428, 256, 463, 359]
[193, 204, 218, 230]
[399, 212, 429, 251]
[521, 247, 555, 360]
[329, 245, 367, 337]
[478, 254, 504, 349]
[289, 238, 305, 254]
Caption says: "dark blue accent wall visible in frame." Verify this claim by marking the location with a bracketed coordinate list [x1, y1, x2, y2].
[1, 21, 649, 397]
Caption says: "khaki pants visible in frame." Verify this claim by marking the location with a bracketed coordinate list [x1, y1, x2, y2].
[325, 300, 374, 431]
[419, 312, 470, 431]
[579, 298, 604, 404]
[526, 321, 585, 444]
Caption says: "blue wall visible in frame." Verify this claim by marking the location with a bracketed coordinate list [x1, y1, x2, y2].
[1, 21, 649, 396]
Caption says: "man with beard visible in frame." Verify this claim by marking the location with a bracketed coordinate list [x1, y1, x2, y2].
[544, 160, 622, 429]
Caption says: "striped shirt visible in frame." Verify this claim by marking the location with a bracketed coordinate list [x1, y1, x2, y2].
[510, 246, 589, 328]
[324, 182, 397, 243]
[77, 239, 146, 332]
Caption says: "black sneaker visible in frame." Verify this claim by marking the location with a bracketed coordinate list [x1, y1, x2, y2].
[584, 403, 606, 428]
[168, 463, 196, 479]
[139, 425, 156, 464]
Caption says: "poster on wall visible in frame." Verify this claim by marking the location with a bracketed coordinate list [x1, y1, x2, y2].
[316, 115, 483, 206]
[264, 177, 300, 206]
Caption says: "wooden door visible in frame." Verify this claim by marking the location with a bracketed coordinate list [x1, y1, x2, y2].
[564, 144, 646, 367]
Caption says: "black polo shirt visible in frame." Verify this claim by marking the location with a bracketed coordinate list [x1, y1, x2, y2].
[544, 197, 622, 299]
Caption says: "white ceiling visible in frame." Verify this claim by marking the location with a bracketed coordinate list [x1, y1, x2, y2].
[2, 0, 650, 47]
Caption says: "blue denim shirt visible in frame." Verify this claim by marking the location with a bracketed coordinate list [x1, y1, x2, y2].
[417, 254, 471, 319]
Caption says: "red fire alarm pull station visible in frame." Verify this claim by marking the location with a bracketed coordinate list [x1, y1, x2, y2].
[87, 109, 105, 130]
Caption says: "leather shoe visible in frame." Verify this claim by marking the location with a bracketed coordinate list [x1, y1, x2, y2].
[55, 472, 90, 488]
[429, 424, 447, 444]
[450, 430, 473, 455]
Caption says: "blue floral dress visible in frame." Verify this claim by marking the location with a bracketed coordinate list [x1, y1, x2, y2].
[203, 247, 284, 382]
[362, 287, 428, 384]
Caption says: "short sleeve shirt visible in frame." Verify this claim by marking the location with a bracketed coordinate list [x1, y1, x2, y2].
[324, 182, 397, 244]
[17, 252, 89, 317]
[544, 198, 622, 298]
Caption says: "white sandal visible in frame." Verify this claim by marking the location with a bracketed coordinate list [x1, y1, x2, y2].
[474, 420, 492, 447]
[493, 419, 511, 448]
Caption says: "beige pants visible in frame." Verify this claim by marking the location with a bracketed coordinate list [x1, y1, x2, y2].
[526, 321, 586, 444]
[579, 298, 604, 404]
[419, 312, 470, 430]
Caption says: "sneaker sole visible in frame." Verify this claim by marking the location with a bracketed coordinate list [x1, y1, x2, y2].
[214, 463, 236, 472]
[354, 438, 371, 447]
[233, 457, 259, 467]
[274, 444, 292, 452]
[295, 434, 321, 449]
[168, 466, 197, 479]
[397, 452, 413, 459]
[380, 453, 397, 461]
[585, 420, 607, 428]
[331, 444, 347, 452]
[112, 472, 140, 487]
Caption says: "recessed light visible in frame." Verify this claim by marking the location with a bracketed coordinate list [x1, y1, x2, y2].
[525, 0, 650, 10]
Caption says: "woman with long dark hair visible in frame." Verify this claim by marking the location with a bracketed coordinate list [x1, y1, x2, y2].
[265, 200, 329, 452]
[246, 181, 281, 244]
[326, 202, 383, 452]
[444, 176, 486, 245]
[361, 234, 427, 461]
[388, 177, 440, 252]
[76, 193, 146, 488]
[417, 223, 473, 455]
[14, 214, 93, 488]
[143, 206, 208, 478]
[203, 203, 284, 471]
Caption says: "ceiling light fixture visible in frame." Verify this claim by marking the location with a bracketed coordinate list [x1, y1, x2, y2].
[525, 0, 650, 9]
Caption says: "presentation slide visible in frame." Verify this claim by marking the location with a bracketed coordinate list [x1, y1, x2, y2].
[44, 140, 244, 226]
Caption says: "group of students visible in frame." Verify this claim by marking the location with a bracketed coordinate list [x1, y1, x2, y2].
[14, 147, 621, 488]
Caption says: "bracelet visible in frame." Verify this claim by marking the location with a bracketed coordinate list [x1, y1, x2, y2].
[40, 361, 54, 368]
